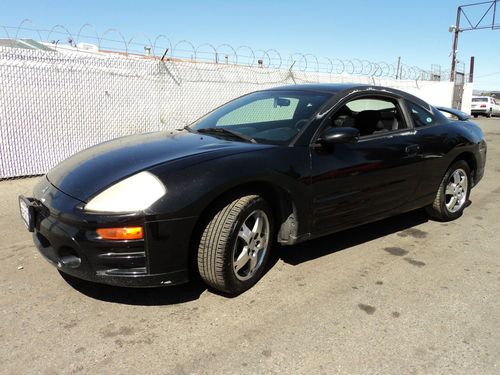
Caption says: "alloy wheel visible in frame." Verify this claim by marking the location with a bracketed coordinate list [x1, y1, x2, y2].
[445, 168, 468, 213]
[232, 209, 270, 281]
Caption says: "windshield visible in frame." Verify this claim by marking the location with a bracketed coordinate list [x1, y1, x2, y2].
[189, 91, 331, 145]
[472, 98, 488, 102]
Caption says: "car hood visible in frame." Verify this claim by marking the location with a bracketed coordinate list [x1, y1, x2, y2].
[47, 130, 267, 202]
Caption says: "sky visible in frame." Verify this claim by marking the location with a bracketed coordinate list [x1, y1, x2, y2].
[1, 0, 499, 90]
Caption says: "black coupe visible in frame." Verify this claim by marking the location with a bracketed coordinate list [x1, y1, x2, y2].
[19, 84, 487, 295]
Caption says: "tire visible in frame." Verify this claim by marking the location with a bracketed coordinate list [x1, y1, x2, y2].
[197, 195, 274, 295]
[487, 109, 492, 118]
[425, 160, 471, 221]
[473, 114, 478, 118]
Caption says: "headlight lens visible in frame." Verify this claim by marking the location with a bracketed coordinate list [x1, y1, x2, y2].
[84, 171, 166, 213]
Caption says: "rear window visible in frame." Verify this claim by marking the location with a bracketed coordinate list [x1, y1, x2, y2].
[407, 101, 447, 127]
[472, 98, 488, 102]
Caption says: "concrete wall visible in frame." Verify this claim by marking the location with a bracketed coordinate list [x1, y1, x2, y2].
[461, 83, 474, 114]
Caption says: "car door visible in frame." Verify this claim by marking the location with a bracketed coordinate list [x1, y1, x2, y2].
[403, 100, 454, 203]
[310, 94, 424, 235]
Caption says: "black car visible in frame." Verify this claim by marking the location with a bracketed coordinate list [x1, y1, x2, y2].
[19, 84, 487, 295]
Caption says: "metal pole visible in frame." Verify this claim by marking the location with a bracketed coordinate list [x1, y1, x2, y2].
[493, 0, 497, 30]
[396, 56, 401, 79]
[450, 7, 461, 82]
[469, 56, 475, 83]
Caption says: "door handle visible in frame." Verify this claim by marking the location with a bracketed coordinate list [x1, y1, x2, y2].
[405, 144, 420, 156]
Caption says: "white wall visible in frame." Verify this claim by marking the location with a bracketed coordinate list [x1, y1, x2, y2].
[461, 83, 474, 114]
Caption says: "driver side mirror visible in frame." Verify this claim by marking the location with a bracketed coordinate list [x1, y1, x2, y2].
[317, 127, 360, 146]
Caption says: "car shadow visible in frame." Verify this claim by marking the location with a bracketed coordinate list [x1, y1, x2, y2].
[271, 208, 429, 267]
[62, 209, 430, 305]
[61, 272, 208, 306]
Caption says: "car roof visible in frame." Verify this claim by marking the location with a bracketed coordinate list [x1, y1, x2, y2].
[264, 83, 432, 110]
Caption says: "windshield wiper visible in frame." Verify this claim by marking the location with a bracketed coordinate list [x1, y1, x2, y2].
[196, 128, 257, 143]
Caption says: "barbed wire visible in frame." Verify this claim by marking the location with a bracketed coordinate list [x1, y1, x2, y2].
[1, 20, 464, 179]
[0, 19, 453, 81]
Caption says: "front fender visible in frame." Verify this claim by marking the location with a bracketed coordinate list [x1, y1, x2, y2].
[146, 146, 312, 233]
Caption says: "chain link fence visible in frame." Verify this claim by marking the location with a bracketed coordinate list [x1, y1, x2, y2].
[0, 21, 452, 179]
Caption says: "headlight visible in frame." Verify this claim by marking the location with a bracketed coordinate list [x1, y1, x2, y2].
[84, 171, 166, 213]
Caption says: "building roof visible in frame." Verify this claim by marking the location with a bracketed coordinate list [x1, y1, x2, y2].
[0, 39, 55, 51]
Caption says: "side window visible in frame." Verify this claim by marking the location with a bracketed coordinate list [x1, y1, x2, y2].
[216, 97, 299, 126]
[331, 97, 405, 137]
[407, 101, 440, 127]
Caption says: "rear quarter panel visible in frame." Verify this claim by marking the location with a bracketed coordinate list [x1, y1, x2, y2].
[412, 119, 485, 208]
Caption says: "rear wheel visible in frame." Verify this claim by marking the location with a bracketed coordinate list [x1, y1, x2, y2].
[197, 195, 273, 295]
[426, 160, 471, 221]
[487, 109, 492, 118]
[473, 114, 478, 118]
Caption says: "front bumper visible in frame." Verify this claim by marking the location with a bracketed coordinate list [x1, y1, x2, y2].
[23, 179, 196, 287]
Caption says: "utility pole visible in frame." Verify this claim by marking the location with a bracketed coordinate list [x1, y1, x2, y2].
[449, 1, 499, 82]
[395, 56, 401, 80]
[450, 8, 461, 82]
[469, 56, 475, 83]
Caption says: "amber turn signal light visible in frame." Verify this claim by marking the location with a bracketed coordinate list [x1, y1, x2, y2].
[96, 226, 143, 240]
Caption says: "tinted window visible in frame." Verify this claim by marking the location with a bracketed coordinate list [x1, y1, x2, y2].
[217, 97, 299, 126]
[331, 97, 405, 137]
[190, 91, 330, 145]
[472, 98, 488, 102]
[345, 98, 395, 111]
[407, 102, 444, 127]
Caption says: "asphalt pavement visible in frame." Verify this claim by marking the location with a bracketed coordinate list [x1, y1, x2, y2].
[1, 118, 499, 374]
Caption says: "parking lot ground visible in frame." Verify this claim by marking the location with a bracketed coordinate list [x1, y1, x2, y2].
[1, 118, 499, 374]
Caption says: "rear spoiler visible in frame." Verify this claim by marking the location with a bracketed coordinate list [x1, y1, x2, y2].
[435, 106, 472, 121]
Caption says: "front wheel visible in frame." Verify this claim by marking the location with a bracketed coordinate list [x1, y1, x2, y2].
[197, 195, 274, 295]
[425, 160, 471, 221]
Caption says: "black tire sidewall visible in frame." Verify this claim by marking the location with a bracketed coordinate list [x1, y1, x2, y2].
[223, 197, 274, 294]
[438, 160, 471, 220]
